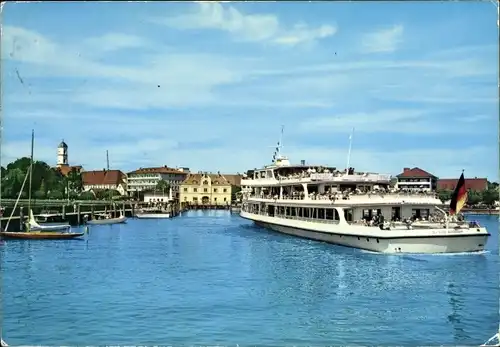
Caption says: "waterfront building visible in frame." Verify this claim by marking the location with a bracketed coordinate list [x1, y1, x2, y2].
[55, 140, 83, 176]
[143, 190, 173, 203]
[395, 167, 438, 192]
[437, 177, 488, 192]
[222, 174, 243, 187]
[180, 172, 232, 205]
[127, 166, 189, 198]
[82, 170, 128, 195]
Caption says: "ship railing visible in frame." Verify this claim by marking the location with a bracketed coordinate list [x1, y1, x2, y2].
[241, 173, 392, 185]
[278, 215, 340, 224]
[246, 194, 440, 202]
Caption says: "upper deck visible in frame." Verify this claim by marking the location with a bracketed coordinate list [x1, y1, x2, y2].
[242, 162, 392, 187]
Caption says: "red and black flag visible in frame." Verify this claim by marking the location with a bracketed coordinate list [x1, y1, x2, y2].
[449, 172, 467, 215]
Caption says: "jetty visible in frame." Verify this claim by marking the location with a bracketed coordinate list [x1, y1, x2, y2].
[0, 199, 181, 232]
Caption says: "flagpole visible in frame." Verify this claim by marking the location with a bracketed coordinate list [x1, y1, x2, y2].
[346, 127, 355, 173]
[279, 125, 284, 156]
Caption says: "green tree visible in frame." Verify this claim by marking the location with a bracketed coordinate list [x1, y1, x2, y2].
[232, 185, 242, 202]
[67, 168, 83, 193]
[155, 180, 170, 193]
[33, 179, 47, 200]
[47, 190, 63, 200]
[467, 190, 482, 206]
[79, 191, 95, 200]
[437, 189, 452, 203]
[482, 188, 498, 208]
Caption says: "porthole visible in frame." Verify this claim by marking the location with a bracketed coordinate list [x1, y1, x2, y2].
[357, 237, 360, 240]
[366, 238, 369, 242]
[376, 239, 379, 243]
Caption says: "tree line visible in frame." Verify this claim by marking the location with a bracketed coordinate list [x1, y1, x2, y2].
[1, 157, 173, 201]
[437, 181, 499, 208]
[1, 157, 118, 201]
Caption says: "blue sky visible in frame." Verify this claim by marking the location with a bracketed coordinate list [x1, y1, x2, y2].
[2, 2, 498, 179]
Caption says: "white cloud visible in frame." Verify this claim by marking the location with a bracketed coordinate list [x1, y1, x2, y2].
[153, 2, 336, 46]
[82, 33, 150, 54]
[1, 12, 496, 180]
[361, 24, 404, 53]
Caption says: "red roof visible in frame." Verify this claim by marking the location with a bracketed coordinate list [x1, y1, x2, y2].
[397, 167, 437, 178]
[57, 165, 83, 176]
[437, 178, 488, 191]
[128, 166, 187, 175]
[82, 170, 125, 186]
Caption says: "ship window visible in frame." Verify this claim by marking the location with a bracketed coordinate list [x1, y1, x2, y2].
[325, 208, 334, 220]
[318, 208, 325, 219]
[304, 208, 310, 218]
[291, 207, 297, 216]
[344, 209, 353, 222]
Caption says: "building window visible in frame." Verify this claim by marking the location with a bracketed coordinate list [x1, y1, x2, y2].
[204, 188, 208, 192]
[214, 197, 217, 202]
[194, 188, 197, 192]
[183, 188, 188, 192]
[214, 188, 218, 193]
[223, 197, 227, 201]
[193, 197, 198, 201]
[223, 188, 227, 193]
[203, 180, 208, 185]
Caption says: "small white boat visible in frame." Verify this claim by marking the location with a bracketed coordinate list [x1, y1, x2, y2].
[136, 208, 170, 219]
[85, 213, 127, 225]
[1, 338, 8, 346]
[28, 209, 70, 232]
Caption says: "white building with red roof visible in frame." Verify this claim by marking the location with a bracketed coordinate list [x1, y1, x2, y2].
[395, 167, 438, 192]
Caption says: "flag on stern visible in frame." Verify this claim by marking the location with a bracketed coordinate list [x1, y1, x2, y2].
[449, 172, 467, 215]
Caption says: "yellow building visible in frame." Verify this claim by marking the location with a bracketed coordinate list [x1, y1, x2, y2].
[180, 172, 232, 206]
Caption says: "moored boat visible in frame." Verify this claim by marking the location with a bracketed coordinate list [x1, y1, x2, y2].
[136, 207, 170, 219]
[28, 209, 70, 231]
[0, 130, 85, 240]
[0, 230, 86, 240]
[85, 212, 127, 225]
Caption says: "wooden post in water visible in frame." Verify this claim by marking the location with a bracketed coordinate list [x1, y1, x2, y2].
[19, 206, 24, 231]
[62, 204, 66, 220]
[77, 203, 81, 225]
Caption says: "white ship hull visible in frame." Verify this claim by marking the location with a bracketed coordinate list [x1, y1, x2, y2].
[240, 211, 489, 254]
[136, 213, 170, 219]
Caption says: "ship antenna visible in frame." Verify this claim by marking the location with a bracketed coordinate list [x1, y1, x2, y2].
[271, 125, 285, 164]
[346, 127, 355, 173]
[278, 125, 284, 157]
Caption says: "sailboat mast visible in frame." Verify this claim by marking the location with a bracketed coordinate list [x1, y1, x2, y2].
[28, 129, 34, 214]
[106, 150, 109, 170]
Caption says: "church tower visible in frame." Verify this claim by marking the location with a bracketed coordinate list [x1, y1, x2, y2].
[57, 140, 68, 167]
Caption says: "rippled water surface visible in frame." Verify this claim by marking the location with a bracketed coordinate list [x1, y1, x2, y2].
[2, 211, 498, 345]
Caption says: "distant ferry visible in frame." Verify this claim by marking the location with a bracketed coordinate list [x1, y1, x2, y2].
[240, 140, 489, 254]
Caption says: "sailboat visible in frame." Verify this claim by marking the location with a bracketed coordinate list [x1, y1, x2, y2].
[0, 130, 86, 240]
[27, 209, 71, 231]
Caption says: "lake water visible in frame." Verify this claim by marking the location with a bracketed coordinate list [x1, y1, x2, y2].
[1, 211, 498, 345]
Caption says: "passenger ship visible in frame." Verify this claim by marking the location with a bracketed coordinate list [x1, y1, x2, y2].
[240, 152, 490, 254]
